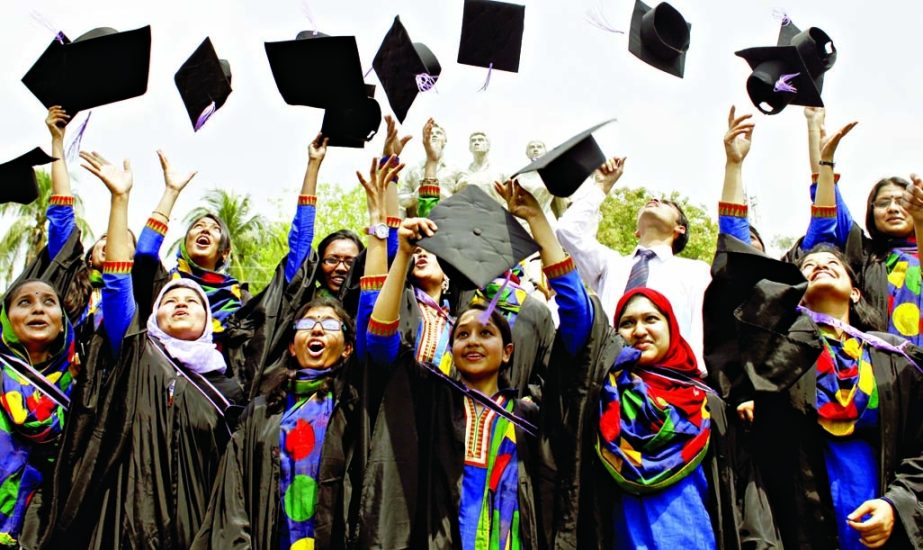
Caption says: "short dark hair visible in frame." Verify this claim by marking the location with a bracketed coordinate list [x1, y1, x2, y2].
[664, 199, 690, 254]
[797, 244, 884, 332]
[865, 177, 912, 242]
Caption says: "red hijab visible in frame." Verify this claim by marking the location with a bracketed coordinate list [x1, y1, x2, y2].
[614, 287, 699, 376]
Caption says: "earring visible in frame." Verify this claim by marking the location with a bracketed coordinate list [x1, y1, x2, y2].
[441, 276, 450, 293]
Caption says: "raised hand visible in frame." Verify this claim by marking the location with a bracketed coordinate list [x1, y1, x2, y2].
[422, 117, 441, 163]
[494, 179, 542, 221]
[594, 156, 627, 194]
[397, 217, 437, 255]
[157, 150, 197, 193]
[847, 499, 895, 548]
[309, 132, 328, 162]
[724, 106, 754, 165]
[820, 121, 859, 164]
[382, 115, 412, 158]
[901, 174, 923, 226]
[804, 106, 826, 128]
[45, 106, 70, 141]
[80, 151, 132, 196]
[357, 155, 405, 222]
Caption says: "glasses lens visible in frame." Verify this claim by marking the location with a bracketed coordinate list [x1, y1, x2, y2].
[294, 318, 343, 332]
[323, 257, 354, 268]
[321, 319, 343, 332]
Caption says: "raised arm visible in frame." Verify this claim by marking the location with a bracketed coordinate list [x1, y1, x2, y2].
[805, 107, 854, 247]
[381, 115, 412, 257]
[135, 150, 197, 259]
[45, 107, 76, 258]
[902, 174, 923, 250]
[282, 134, 326, 282]
[803, 120, 858, 250]
[80, 151, 136, 355]
[718, 106, 755, 244]
[417, 118, 442, 218]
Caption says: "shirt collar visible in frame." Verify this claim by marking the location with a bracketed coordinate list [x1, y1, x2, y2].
[634, 243, 673, 260]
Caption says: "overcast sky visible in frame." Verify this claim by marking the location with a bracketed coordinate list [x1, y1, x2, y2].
[1, 0, 920, 256]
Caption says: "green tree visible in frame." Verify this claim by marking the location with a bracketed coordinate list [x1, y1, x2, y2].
[771, 234, 797, 254]
[168, 188, 268, 286]
[597, 186, 717, 262]
[0, 170, 93, 287]
[311, 181, 368, 250]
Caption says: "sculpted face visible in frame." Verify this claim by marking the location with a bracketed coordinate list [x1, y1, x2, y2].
[430, 125, 447, 152]
[469, 132, 489, 154]
[525, 140, 546, 160]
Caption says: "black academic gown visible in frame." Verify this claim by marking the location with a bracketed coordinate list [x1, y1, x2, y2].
[191, 363, 362, 550]
[549, 294, 757, 550]
[357, 343, 555, 549]
[733, 275, 923, 549]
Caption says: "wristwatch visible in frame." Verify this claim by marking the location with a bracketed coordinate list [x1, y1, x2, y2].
[367, 223, 389, 240]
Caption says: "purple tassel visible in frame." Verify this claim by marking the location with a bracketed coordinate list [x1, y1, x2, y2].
[773, 73, 799, 93]
[585, 2, 624, 34]
[194, 101, 217, 131]
[477, 63, 494, 92]
[300, 0, 320, 35]
[364, 66, 374, 78]
[772, 8, 792, 26]
[415, 73, 438, 93]
[479, 272, 512, 325]
[65, 111, 92, 161]
[29, 10, 65, 42]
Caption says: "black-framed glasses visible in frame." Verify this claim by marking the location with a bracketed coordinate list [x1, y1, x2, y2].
[322, 256, 356, 268]
[293, 318, 345, 332]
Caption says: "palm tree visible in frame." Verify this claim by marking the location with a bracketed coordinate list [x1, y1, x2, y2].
[0, 170, 93, 287]
[168, 188, 269, 284]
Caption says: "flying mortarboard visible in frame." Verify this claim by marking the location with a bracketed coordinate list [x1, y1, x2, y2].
[265, 33, 368, 108]
[457, 0, 526, 73]
[513, 119, 616, 198]
[373, 16, 442, 122]
[416, 186, 539, 289]
[628, 0, 691, 78]
[321, 84, 382, 148]
[0, 148, 56, 205]
[22, 26, 152, 115]
[175, 38, 233, 132]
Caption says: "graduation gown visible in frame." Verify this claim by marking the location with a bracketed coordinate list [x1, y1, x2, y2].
[549, 294, 756, 550]
[191, 365, 363, 550]
[357, 344, 555, 549]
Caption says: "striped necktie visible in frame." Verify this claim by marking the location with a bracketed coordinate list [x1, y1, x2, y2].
[624, 249, 657, 293]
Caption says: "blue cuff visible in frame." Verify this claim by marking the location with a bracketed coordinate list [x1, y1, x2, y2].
[549, 269, 593, 356]
[366, 331, 400, 367]
[285, 204, 316, 283]
[46, 204, 76, 260]
[718, 215, 751, 244]
[101, 271, 136, 356]
[135, 224, 165, 260]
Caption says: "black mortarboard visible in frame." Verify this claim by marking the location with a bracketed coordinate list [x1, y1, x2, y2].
[0, 148, 56, 205]
[513, 119, 615, 198]
[457, 0, 525, 73]
[417, 186, 539, 289]
[265, 33, 367, 108]
[628, 0, 691, 78]
[174, 38, 233, 132]
[321, 84, 382, 148]
[22, 26, 151, 115]
[373, 16, 442, 123]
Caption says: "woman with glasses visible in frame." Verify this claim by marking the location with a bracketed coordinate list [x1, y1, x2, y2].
[192, 296, 362, 549]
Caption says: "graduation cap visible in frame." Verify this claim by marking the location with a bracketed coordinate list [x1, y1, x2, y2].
[174, 38, 233, 132]
[321, 84, 382, 148]
[735, 22, 836, 115]
[416, 186, 539, 289]
[457, 0, 526, 73]
[513, 119, 616, 198]
[265, 33, 368, 108]
[628, 0, 691, 78]
[373, 16, 442, 122]
[22, 26, 151, 115]
[0, 148, 56, 205]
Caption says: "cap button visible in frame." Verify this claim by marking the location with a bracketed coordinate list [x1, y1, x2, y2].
[473, 227, 482, 236]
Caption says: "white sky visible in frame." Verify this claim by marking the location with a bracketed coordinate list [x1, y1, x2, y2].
[1, 0, 921, 255]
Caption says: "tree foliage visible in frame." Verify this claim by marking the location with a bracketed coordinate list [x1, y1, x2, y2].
[0, 170, 93, 287]
[597, 186, 717, 262]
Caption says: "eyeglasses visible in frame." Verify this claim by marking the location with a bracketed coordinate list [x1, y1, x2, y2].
[872, 196, 904, 210]
[293, 318, 344, 332]
[322, 256, 356, 268]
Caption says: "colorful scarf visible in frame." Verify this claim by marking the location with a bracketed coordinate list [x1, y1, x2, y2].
[414, 287, 454, 366]
[147, 279, 227, 376]
[459, 394, 521, 550]
[76, 269, 104, 331]
[172, 240, 242, 337]
[278, 368, 336, 550]
[815, 334, 879, 437]
[471, 270, 528, 326]
[597, 288, 710, 495]
[885, 241, 922, 345]
[0, 305, 77, 546]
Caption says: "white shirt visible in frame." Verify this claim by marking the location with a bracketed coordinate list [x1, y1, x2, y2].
[555, 185, 712, 373]
[457, 161, 508, 205]
[398, 159, 465, 216]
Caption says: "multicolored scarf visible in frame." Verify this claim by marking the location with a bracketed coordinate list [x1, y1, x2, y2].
[471, 270, 528, 326]
[459, 394, 521, 550]
[815, 334, 879, 437]
[414, 287, 454, 366]
[278, 368, 337, 550]
[76, 269, 104, 332]
[0, 306, 77, 546]
[885, 241, 922, 345]
[597, 288, 711, 495]
[172, 240, 243, 337]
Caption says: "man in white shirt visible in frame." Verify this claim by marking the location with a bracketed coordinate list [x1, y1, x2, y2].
[457, 131, 508, 204]
[556, 156, 711, 373]
[398, 121, 464, 217]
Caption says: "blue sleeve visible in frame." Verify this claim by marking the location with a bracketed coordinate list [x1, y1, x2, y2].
[549, 268, 594, 356]
[285, 202, 316, 283]
[135, 221, 166, 260]
[46, 203, 76, 260]
[366, 328, 400, 367]
[355, 287, 379, 362]
[387, 226, 398, 263]
[101, 272, 137, 356]
[809, 178, 853, 248]
[803, 210, 838, 250]
[718, 214, 751, 243]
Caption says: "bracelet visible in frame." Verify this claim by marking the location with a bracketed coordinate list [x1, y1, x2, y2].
[421, 177, 439, 185]
[152, 210, 170, 220]
[819, 160, 835, 169]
